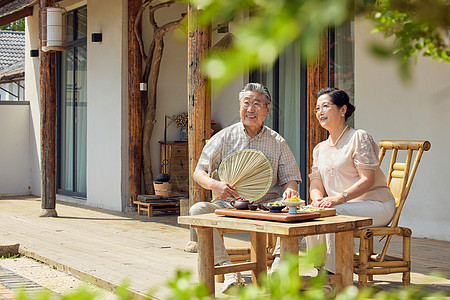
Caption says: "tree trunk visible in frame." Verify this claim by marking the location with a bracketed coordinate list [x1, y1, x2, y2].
[135, 1, 185, 194]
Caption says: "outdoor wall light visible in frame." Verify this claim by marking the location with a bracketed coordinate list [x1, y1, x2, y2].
[41, 6, 67, 52]
[91, 33, 102, 43]
[140, 83, 147, 91]
[30, 49, 39, 57]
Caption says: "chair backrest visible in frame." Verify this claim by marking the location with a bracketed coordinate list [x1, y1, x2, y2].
[378, 140, 431, 228]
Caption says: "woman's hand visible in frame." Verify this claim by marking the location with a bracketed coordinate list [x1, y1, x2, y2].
[211, 181, 238, 199]
[316, 195, 345, 208]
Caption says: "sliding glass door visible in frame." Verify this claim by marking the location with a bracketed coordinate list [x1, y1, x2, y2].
[57, 6, 87, 198]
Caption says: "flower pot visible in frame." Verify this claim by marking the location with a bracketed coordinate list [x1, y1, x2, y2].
[153, 181, 172, 197]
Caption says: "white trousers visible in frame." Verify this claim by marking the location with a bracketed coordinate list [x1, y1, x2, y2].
[306, 199, 396, 273]
[189, 201, 230, 265]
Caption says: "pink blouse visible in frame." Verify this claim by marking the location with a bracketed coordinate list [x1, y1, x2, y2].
[309, 128, 394, 203]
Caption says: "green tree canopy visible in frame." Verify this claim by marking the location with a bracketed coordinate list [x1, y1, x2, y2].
[181, 0, 450, 87]
[0, 19, 25, 31]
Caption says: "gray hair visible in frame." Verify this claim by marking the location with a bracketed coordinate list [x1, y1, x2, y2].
[239, 83, 271, 104]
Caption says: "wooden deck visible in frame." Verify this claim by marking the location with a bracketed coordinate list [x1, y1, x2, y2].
[0, 196, 449, 298]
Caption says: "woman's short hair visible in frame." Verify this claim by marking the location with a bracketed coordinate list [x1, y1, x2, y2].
[317, 87, 355, 121]
[239, 83, 271, 104]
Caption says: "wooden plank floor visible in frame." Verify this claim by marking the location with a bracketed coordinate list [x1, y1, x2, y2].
[0, 196, 449, 298]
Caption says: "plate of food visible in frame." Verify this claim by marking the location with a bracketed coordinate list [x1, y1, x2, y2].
[263, 200, 286, 213]
[281, 196, 305, 214]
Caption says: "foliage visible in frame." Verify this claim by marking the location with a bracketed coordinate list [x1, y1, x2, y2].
[179, 0, 449, 87]
[0, 19, 25, 31]
[7, 252, 448, 299]
[0, 252, 20, 259]
[367, 0, 450, 78]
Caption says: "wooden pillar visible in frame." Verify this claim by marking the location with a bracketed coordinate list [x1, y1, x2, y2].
[39, 0, 57, 217]
[187, 4, 211, 207]
[128, 0, 143, 206]
[306, 31, 328, 204]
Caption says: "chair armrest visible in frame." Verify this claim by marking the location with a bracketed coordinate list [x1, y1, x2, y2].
[354, 226, 412, 239]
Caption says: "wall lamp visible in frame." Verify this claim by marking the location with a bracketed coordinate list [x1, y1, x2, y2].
[91, 33, 102, 43]
[30, 49, 39, 57]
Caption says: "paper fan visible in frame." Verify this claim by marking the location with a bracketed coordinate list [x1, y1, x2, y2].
[218, 149, 273, 203]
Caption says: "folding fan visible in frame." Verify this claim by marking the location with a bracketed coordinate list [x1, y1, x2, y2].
[218, 149, 273, 203]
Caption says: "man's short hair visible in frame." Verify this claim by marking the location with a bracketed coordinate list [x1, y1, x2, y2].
[239, 83, 271, 104]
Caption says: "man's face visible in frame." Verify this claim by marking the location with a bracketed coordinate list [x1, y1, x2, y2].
[239, 91, 270, 129]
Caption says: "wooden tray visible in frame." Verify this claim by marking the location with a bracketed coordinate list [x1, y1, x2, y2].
[215, 208, 322, 223]
[297, 207, 336, 218]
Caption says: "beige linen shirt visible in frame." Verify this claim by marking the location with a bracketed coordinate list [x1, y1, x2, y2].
[309, 128, 394, 202]
[196, 122, 301, 203]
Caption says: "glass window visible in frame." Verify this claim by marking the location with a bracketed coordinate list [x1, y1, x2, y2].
[57, 5, 87, 198]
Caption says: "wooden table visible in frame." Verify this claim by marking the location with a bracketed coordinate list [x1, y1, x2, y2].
[134, 200, 180, 217]
[178, 213, 372, 295]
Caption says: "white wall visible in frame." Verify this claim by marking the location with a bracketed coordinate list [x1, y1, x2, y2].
[355, 19, 450, 241]
[25, 5, 41, 197]
[0, 103, 30, 195]
[85, 0, 126, 211]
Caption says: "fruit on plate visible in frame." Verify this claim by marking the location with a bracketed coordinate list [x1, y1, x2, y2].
[284, 195, 303, 202]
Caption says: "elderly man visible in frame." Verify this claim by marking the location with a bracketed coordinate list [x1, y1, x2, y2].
[190, 83, 302, 292]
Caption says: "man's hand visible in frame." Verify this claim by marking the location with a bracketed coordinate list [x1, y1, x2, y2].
[211, 181, 239, 199]
[283, 187, 300, 200]
[282, 180, 300, 200]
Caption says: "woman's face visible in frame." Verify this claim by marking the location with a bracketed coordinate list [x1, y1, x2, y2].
[315, 94, 346, 130]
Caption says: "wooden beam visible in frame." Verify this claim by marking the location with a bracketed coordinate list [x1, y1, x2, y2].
[128, 0, 142, 206]
[39, 0, 57, 217]
[0, 5, 33, 27]
[187, 4, 211, 206]
[306, 30, 328, 204]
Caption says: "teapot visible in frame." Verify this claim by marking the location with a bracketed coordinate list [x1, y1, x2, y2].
[230, 197, 250, 210]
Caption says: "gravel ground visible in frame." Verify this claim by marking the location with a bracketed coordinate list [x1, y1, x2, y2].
[0, 256, 118, 299]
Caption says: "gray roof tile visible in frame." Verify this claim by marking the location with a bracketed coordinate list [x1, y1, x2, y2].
[0, 30, 25, 69]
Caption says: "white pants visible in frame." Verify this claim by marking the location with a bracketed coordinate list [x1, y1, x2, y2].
[189, 201, 230, 265]
[306, 199, 396, 273]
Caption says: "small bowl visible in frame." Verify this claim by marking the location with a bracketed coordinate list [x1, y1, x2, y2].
[263, 204, 286, 213]
[248, 204, 258, 211]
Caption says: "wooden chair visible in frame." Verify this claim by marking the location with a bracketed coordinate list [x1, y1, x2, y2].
[353, 140, 431, 287]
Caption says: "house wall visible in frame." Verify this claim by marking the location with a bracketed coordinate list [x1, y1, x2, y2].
[355, 19, 450, 241]
[0, 102, 30, 195]
[25, 5, 41, 197]
[84, 0, 126, 211]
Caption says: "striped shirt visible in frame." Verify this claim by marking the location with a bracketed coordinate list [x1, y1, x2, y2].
[196, 122, 301, 203]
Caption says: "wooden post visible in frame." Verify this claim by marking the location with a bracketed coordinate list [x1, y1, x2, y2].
[187, 5, 211, 207]
[306, 31, 328, 204]
[128, 0, 143, 206]
[39, 0, 57, 217]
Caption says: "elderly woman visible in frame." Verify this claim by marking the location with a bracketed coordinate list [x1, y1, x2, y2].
[307, 87, 395, 274]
